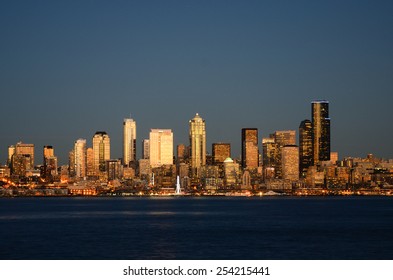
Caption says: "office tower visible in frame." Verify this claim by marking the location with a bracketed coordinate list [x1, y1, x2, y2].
[330, 152, 338, 164]
[149, 129, 173, 168]
[212, 143, 231, 164]
[241, 128, 259, 169]
[106, 159, 122, 180]
[223, 157, 240, 186]
[177, 144, 186, 163]
[282, 145, 299, 181]
[93, 131, 110, 172]
[15, 142, 34, 167]
[7, 145, 15, 166]
[142, 139, 150, 159]
[262, 137, 278, 179]
[299, 120, 313, 177]
[123, 118, 136, 166]
[273, 130, 296, 178]
[274, 130, 296, 146]
[312, 100, 330, 165]
[68, 150, 75, 177]
[43, 146, 54, 161]
[189, 113, 206, 174]
[86, 147, 94, 176]
[43, 146, 57, 178]
[74, 139, 87, 178]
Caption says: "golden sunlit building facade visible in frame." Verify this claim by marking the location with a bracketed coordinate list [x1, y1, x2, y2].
[189, 113, 206, 176]
[93, 131, 110, 173]
[123, 118, 136, 166]
[149, 129, 173, 168]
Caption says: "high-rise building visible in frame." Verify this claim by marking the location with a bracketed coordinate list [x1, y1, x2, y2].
[142, 139, 150, 160]
[299, 120, 313, 177]
[177, 144, 186, 163]
[241, 128, 259, 169]
[312, 100, 330, 165]
[43, 146, 57, 178]
[74, 139, 87, 178]
[149, 129, 173, 168]
[273, 130, 296, 178]
[282, 145, 299, 181]
[86, 147, 94, 177]
[43, 146, 54, 162]
[7, 145, 15, 167]
[15, 142, 34, 167]
[262, 137, 278, 179]
[93, 131, 110, 172]
[123, 118, 136, 166]
[212, 143, 231, 164]
[189, 113, 206, 174]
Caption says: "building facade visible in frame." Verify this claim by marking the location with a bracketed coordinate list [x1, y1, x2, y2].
[299, 119, 313, 177]
[74, 139, 87, 179]
[149, 129, 173, 168]
[123, 118, 136, 166]
[93, 131, 110, 172]
[312, 100, 331, 165]
[189, 113, 206, 175]
[241, 128, 259, 170]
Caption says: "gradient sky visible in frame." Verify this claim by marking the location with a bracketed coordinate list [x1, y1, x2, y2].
[1, 0, 392, 165]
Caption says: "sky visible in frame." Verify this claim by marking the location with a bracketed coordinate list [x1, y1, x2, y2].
[1, 0, 392, 165]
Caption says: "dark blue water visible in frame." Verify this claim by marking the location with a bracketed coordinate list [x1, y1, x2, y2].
[1, 196, 393, 260]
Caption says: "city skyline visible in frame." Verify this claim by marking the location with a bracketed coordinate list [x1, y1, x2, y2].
[1, 1, 393, 163]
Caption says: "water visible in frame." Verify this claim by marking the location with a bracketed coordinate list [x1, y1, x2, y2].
[1, 196, 393, 260]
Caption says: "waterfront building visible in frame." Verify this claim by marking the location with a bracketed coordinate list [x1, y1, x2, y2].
[74, 139, 87, 179]
[212, 143, 231, 164]
[241, 128, 259, 170]
[142, 139, 150, 160]
[299, 120, 313, 177]
[282, 145, 299, 181]
[189, 113, 206, 176]
[312, 100, 331, 165]
[149, 129, 173, 168]
[93, 131, 110, 172]
[123, 118, 136, 166]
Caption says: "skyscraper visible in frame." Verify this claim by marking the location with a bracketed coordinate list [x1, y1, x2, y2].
[241, 128, 259, 169]
[282, 145, 299, 181]
[123, 118, 136, 166]
[74, 139, 86, 178]
[273, 130, 296, 178]
[212, 143, 231, 164]
[93, 131, 110, 172]
[299, 120, 313, 177]
[142, 139, 150, 160]
[312, 100, 330, 165]
[189, 113, 206, 175]
[149, 129, 173, 168]
[15, 142, 34, 167]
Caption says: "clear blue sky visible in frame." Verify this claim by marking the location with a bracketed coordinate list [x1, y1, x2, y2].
[1, 0, 392, 165]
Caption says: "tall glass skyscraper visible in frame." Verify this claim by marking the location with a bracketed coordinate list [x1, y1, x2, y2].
[74, 139, 86, 178]
[123, 118, 136, 166]
[299, 119, 313, 177]
[93, 131, 110, 172]
[189, 113, 206, 175]
[241, 128, 259, 169]
[312, 100, 330, 165]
